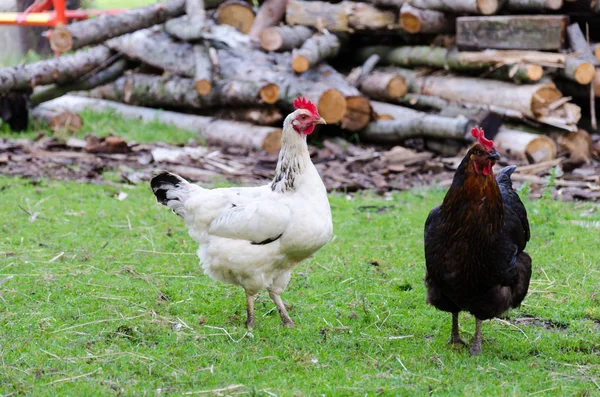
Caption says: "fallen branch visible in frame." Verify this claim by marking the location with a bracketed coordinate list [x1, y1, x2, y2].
[0, 46, 113, 94]
[40, 95, 283, 152]
[48, 0, 186, 54]
[30, 58, 130, 107]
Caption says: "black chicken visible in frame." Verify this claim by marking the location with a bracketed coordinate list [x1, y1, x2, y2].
[424, 126, 532, 356]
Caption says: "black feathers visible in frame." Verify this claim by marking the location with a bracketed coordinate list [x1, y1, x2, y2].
[150, 171, 186, 205]
[251, 233, 283, 245]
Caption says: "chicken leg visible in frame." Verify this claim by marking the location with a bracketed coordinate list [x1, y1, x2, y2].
[448, 312, 466, 347]
[469, 318, 483, 356]
[245, 292, 256, 329]
[268, 290, 295, 327]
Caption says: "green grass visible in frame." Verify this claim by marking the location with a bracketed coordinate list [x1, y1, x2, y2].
[0, 177, 599, 396]
[1, 109, 198, 146]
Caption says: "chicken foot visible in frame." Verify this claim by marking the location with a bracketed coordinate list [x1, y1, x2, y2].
[448, 312, 466, 347]
[469, 318, 483, 356]
[269, 290, 295, 327]
[245, 292, 256, 329]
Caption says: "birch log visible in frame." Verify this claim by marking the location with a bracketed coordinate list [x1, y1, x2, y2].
[408, 0, 502, 15]
[260, 25, 313, 51]
[40, 95, 283, 153]
[291, 33, 341, 73]
[399, 3, 454, 34]
[48, 0, 186, 54]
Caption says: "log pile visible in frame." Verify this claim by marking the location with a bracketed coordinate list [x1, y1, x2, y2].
[0, 0, 599, 199]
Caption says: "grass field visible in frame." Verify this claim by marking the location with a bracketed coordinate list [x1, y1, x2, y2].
[1, 173, 599, 396]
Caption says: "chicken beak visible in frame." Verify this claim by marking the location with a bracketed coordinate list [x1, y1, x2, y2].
[487, 150, 500, 161]
[315, 117, 326, 125]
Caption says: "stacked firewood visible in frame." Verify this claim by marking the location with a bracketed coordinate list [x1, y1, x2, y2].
[0, 0, 599, 169]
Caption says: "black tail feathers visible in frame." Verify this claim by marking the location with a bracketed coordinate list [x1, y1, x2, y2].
[150, 171, 187, 205]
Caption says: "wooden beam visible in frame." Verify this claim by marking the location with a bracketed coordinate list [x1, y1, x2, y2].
[456, 15, 568, 51]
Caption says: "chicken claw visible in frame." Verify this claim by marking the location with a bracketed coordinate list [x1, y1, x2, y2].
[269, 291, 295, 327]
[448, 312, 466, 348]
[469, 318, 483, 356]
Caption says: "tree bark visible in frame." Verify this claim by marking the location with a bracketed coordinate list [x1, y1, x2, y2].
[30, 58, 130, 107]
[487, 63, 544, 84]
[48, 0, 186, 54]
[193, 45, 213, 96]
[107, 28, 196, 77]
[0, 45, 113, 94]
[566, 22, 598, 66]
[42, 95, 283, 153]
[199, 106, 284, 125]
[505, 0, 563, 11]
[164, 15, 210, 41]
[494, 128, 557, 162]
[285, 0, 396, 32]
[456, 15, 568, 51]
[291, 33, 341, 73]
[419, 77, 562, 119]
[594, 43, 600, 64]
[399, 3, 455, 34]
[408, 0, 503, 15]
[361, 0, 406, 6]
[216, 0, 255, 34]
[30, 106, 83, 133]
[85, 74, 278, 108]
[357, 71, 407, 100]
[260, 25, 314, 52]
[248, 0, 288, 41]
[358, 45, 575, 72]
[363, 101, 473, 143]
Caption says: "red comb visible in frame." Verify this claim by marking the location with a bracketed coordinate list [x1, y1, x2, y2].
[293, 96, 319, 117]
[471, 126, 494, 151]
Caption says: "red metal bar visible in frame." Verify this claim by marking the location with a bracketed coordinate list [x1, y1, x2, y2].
[52, 0, 67, 26]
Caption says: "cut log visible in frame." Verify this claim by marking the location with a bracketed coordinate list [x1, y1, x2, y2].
[418, 77, 561, 119]
[560, 58, 596, 85]
[30, 106, 83, 133]
[505, 0, 563, 11]
[363, 101, 473, 143]
[357, 71, 407, 100]
[399, 3, 454, 35]
[48, 0, 186, 54]
[41, 95, 282, 152]
[216, 50, 350, 125]
[107, 28, 195, 77]
[408, 0, 502, 15]
[494, 128, 557, 163]
[291, 33, 341, 73]
[260, 25, 313, 52]
[85, 74, 278, 108]
[557, 128, 593, 165]
[487, 63, 544, 84]
[566, 22, 598, 66]
[302, 63, 371, 130]
[30, 58, 130, 107]
[248, 0, 288, 41]
[193, 45, 213, 96]
[200, 106, 284, 125]
[285, 0, 396, 32]
[456, 16, 568, 51]
[164, 15, 209, 41]
[0, 45, 113, 94]
[216, 0, 255, 34]
[551, 69, 600, 99]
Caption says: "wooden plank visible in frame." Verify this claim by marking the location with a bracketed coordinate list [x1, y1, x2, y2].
[456, 15, 568, 51]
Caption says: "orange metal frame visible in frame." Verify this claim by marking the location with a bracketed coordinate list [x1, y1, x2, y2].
[0, 0, 125, 27]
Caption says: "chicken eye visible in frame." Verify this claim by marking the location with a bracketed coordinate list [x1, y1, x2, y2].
[301, 115, 307, 120]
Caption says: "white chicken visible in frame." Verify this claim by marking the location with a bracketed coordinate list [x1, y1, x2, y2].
[150, 97, 333, 328]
